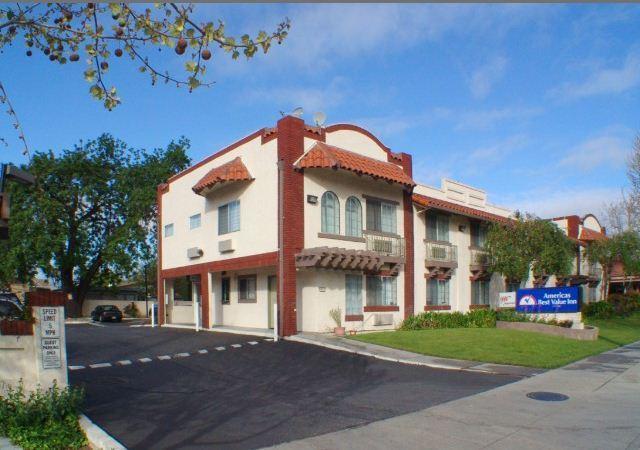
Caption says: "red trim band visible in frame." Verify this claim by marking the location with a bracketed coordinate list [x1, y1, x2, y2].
[364, 305, 399, 312]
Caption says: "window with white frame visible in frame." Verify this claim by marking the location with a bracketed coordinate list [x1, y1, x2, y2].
[164, 223, 174, 237]
[218, 200, 240, 235]
[345, 274, 363, 315]
[321, 191, 340, 234]
[426, 211, 449, 242]
[470, 221, 487, 247]
[471, 280, 490, 305]
[366, 198, 397, 234]
[366, 276, 397, 306]
[345, 196, 362, 237]
[427, 279, 450, 306]
[237, 275, 257, 303]
[189, 213, 201, 230]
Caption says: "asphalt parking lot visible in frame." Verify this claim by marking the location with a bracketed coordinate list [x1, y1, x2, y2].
[67, 324, 520, 450]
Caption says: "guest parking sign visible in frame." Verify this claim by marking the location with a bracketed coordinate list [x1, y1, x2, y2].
[39, 307, 63, 369]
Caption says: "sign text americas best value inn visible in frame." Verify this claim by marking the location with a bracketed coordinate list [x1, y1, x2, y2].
[516, 287, 580, 314]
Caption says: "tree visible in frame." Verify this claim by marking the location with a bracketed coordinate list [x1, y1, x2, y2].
[0, 134, 189, 315]
[0, 3, 290, 109]
[485, 213, 575, 284]
[603, 135, 640, 233]
[588, 231, 640, 294]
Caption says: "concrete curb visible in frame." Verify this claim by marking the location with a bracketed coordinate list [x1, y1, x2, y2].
[79, 414, 127, 450]
[286, 335, 476, 372]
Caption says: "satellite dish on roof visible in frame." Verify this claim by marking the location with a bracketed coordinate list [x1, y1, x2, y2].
[291, 107, 304, 118]
[313, 111, 327, 127]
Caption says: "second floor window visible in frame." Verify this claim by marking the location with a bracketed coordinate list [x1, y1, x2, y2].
[218, 200, 240, 235]
[345, 196, 362, 237]
[321, 191, 340, 234]
[164, 223, 174, 237]
[470, 221, 487, 247]
[427, 279, 450, 306]
[426, 211, 449, 242]
[189, 213, 201, 230]
[366, 199, 397, 234]
[471, 280, 490, 305]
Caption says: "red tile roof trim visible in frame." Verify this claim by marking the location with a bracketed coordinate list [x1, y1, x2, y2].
[296, 142, 415, 187]
[412, 193, 510, 224]
[579, 227, 607, 242]
[192, 157, 253, 195]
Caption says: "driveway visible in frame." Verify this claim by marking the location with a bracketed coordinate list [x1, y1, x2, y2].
[67, 325, 520, 450]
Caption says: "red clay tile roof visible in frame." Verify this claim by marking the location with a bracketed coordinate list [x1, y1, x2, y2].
[412, 193, 510, 224]
[296, 142, 415, 187]
[579, 227, 607, 242]
[192, 157, 253, 195]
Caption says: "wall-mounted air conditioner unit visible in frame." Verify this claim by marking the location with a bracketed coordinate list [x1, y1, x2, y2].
[373, 314, 393, 326]
[219, 239, 235, 253]
[187, 247, 203, 259]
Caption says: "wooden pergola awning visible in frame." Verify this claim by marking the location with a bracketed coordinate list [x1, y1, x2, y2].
[295, 247, 403, 275]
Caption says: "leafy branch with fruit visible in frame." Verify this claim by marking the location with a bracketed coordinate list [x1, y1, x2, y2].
[0, 3, 290, 110]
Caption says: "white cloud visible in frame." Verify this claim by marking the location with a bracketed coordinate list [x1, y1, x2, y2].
[501, 187, 618, 219]
[550, 51, 640, 100]
[468, 56, 508, 99]
[241, 77, 348, 112]
[455, 107, 542, 130]
[558, 134, 629, 172]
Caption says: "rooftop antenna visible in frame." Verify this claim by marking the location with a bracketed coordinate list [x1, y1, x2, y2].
[313, 111, 327, 127]
[291, 107, 304, 118]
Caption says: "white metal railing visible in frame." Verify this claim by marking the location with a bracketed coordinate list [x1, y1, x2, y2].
[425, 241, 457, 264]
[470, 248, 490, 266]
[364, 232, 405, 257]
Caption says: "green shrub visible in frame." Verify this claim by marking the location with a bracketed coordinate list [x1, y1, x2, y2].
[123, 302, 140, 318]
[467, 309, 497, 328]
[606, 294, 640, 317]
[582, 301, 614, 319]
[495, 308, 530, 323]
[0, 381, 87, 450]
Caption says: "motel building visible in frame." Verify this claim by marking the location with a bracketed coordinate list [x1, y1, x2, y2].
[157, 116, 605, 336]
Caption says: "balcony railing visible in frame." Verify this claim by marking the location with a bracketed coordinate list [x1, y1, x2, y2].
[425, 241, 457, 264]
[364, 232, 405, 258]
[470, 248, 490, 266]
[582, 263, 602, 279]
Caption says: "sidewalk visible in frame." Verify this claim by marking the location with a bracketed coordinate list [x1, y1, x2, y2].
[288, 332, 544, 377]
[269, 341, 640, 450]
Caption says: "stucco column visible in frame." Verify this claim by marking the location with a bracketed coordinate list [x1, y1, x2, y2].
[201, 271, 210, 328]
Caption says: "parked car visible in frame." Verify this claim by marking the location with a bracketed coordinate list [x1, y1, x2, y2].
[91, 305, 123, 323]
[0, 292, 24, 320]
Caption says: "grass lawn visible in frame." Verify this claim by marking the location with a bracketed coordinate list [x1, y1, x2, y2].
[349, 313, 640, 369]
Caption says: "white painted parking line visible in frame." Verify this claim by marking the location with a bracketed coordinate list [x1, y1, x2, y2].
[139, 358, 152, 363]
[130, 324, 144, 328]
[197, 349, 208, 354]
[89, 322, 106, 328]
[157, 355, 171, 360]
[263, 338, 274, 342]
[68, 365, 85, 371]
[215, 346, 226, 351]
[117, 360, 132, 366]
[175, 352, 190, 358]
[231, 344, 242, 348]
[89, 363, 112, 369]
[247, 341, 258, 345]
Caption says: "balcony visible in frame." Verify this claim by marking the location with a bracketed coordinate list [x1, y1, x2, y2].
[424, 240, 457, 279]
[469, 247, 492, 281]
[364, 231, 405, 258]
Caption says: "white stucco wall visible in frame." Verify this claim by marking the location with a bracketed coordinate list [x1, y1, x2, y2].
[161, 135, 278, 270]
[322, 129, 390, 161]
[209, 268, 276, 329]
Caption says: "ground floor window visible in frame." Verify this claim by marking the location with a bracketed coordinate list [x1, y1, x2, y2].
[345, 274, 363, 315]
[221, 277, 230, 304]
[506, 280, 521, 292]
[471, 280, 490, 305]
[427, 279, 450, 306]
[366, 276, 397, 306]
[238, 275, 257, 303]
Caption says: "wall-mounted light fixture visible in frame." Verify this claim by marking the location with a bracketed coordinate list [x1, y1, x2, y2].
[307, 195, 318, 205]
[458, 225, 466, 232]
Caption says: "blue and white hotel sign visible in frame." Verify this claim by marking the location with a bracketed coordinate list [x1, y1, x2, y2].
[516, 287, 580, 313]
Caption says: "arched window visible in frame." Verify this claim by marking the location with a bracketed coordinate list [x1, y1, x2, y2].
[345, 196, 362, 237]
[321, 191, 340, 234]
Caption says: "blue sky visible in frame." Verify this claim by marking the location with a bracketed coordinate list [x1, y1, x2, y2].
[0, 3, 638, 219]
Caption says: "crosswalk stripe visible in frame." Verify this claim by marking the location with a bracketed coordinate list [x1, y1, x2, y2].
[158, 355, 171, 360]
[139, 358, 152, 363]
[197, 349, 208, 354]
[68, 365, 85, 370]
[248, 341, 258, 345]
[215, 346, 225, 351]
[117, 360, 132, 366]
[231, 344, 242, 348]
[89, 363, 112, 369]
[175, 352, 190, 358]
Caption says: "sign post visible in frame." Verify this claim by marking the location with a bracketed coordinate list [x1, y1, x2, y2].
[33, 305, 68, 387]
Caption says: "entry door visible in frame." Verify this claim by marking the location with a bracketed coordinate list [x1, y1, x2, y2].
[268, 276, 277, 329]
[192, 279, 202, 327]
